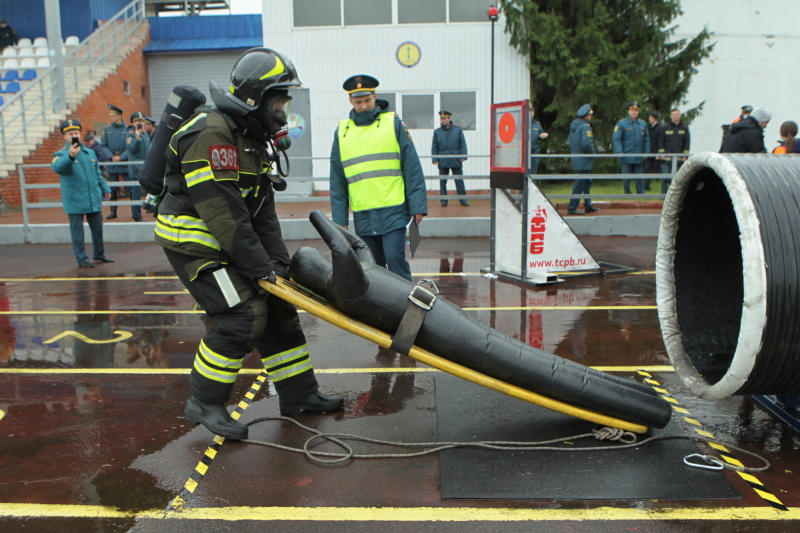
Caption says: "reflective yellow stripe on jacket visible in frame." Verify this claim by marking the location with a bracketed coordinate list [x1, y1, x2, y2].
[338, 112, 404, 212]
[155, 213, 221, 251]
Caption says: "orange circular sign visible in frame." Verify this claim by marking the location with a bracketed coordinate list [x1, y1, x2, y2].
[498, 112, 517, 144]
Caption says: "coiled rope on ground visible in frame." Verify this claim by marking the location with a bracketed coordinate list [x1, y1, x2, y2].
[242, 416, 770, 472]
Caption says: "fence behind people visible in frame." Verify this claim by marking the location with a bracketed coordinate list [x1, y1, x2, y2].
[13, 152, 688, 223]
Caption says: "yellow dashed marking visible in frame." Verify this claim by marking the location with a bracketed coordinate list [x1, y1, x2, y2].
[639, 368, 788, 511]
[184, 479, 198, 493]
[723, 456, 745, 468]
[738, 472, 761, 484]
[753, 488, 784, 505]
[708, 442, 729, 452]
[694, 429, 716, 439]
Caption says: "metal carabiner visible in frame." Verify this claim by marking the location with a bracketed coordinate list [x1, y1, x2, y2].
[683, 453, 724, 471]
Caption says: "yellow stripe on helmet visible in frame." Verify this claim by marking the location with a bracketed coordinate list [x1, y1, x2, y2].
[260, 56, 285, 80]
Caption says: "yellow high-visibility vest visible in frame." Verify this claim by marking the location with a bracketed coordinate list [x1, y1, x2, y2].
[337, 112, 404, 212]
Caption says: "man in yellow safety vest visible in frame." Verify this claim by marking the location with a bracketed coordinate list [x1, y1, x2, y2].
[330, 74, 428, 281]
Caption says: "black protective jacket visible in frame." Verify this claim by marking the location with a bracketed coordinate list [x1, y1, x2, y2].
[155, 110, 288, 281]
[721, 116, 766, 153]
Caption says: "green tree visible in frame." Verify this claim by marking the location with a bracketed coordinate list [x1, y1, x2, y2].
[500, 0, 713, 172]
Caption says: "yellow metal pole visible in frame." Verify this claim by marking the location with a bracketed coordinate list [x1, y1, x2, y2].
[260, 278, 649, 434]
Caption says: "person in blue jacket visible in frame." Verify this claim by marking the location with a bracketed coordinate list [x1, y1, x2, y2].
[125, 111, 151, 221]
[84, 131, 113, 165]
[432, 110, 469, 207]
[529, 105, 549, 174]
[612, 101, 650, 195]
[51, 119, 114, 268]
[567, 104, 598, 215]
[101, 104, 130, 219]
[330, 74, 428, 281]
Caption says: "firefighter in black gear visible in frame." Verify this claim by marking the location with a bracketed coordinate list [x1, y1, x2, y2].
[155, 48, 343, 440]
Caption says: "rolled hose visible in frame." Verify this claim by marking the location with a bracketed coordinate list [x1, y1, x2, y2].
[289, 210, 672, 429]
[657, 152, 800, 399]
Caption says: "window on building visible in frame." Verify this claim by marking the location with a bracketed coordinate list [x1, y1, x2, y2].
[381, 92, 397, 113]
[123, 80, 130, 96]
[398, 0, 445, 24]
[344, 0, 391, 25]
[141, 86, 147, 100]
[293, 0, 341, 27]
[441, 91, 476, 130]
[449, 0, 487, 22]
[402, 94, 434, 129]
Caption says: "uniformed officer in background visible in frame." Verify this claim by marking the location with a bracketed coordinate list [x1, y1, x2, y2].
[51, 119, 114, 268]
[154, 48, 343, 441]
[102, 104, 130, 219]
[432, 110, 469, 207]
[612, 101, 650, 195]
[126, 111, 150, 221]
[567, 104, 598, 215]
[529, 104, 549, 174]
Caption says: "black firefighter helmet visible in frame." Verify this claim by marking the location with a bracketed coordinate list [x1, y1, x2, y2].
[225, 47, 301, 114]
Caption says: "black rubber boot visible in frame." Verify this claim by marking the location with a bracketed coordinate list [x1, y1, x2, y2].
[183, 396, 248, 440]
[106, 207, 117, 220]
[280, 390, 344, 416]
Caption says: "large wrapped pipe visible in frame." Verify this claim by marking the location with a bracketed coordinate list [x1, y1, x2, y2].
[289, 211, 672, 429]
[657, 152, 800, 399]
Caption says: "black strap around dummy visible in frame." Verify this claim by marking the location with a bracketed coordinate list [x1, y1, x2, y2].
[389, 282, 437, 355]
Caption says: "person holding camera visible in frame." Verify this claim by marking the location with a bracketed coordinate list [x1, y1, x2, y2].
[126, 111, 151, 221]
[51, 119, 114, 268]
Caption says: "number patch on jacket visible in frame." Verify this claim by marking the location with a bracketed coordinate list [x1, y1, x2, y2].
[209, 145, 239, 170]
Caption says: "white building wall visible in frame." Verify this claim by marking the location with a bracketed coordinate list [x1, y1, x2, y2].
[257, 0, 799, 185]
[261, 0, 529, 192]
[672, 0, 800, 152]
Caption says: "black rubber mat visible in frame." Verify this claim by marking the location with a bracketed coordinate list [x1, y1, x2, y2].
[436, 375, 742, 500]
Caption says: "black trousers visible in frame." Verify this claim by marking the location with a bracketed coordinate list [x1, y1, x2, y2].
[164, 249, 318, 404]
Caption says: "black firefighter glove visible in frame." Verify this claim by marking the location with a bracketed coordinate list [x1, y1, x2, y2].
[260, 261, 289, 286]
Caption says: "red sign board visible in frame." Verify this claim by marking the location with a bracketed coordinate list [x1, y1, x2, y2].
[490, 100, 529, 173]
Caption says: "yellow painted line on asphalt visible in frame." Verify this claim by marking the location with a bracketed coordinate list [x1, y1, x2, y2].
[0, 409, 5, 421]
[0, 366, 675, 375]
[0, 310, 201, 315]
[0, 305, 658, 316]
[0, 276, 179, 282]
[144, 291, 189, 295]
[0, 270, 655, 283]
[0, 503, 796, 521]
[465, 305, 657, 311]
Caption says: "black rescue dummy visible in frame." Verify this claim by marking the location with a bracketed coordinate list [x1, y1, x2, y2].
[289, 210, 672, 429]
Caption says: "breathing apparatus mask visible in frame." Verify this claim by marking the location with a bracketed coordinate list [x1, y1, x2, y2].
[257, 89, 293, 178]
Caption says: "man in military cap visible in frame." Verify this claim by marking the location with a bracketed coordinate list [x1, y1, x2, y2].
[143, 115, 157, 137]
[612, 101, 650, 195]
[567, 104, 597, 215]
[101, 104, 131, 219]
[432, 110, 468, 207]
[126, 111, 150, 221]
[330, 74, 427, 281]
[84, 131, 113, 166]
[51, 119, 114, 268]
[733, 105, 753, 124]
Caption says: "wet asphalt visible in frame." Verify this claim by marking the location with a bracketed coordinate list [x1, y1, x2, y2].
[1, 234, 799, 532]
